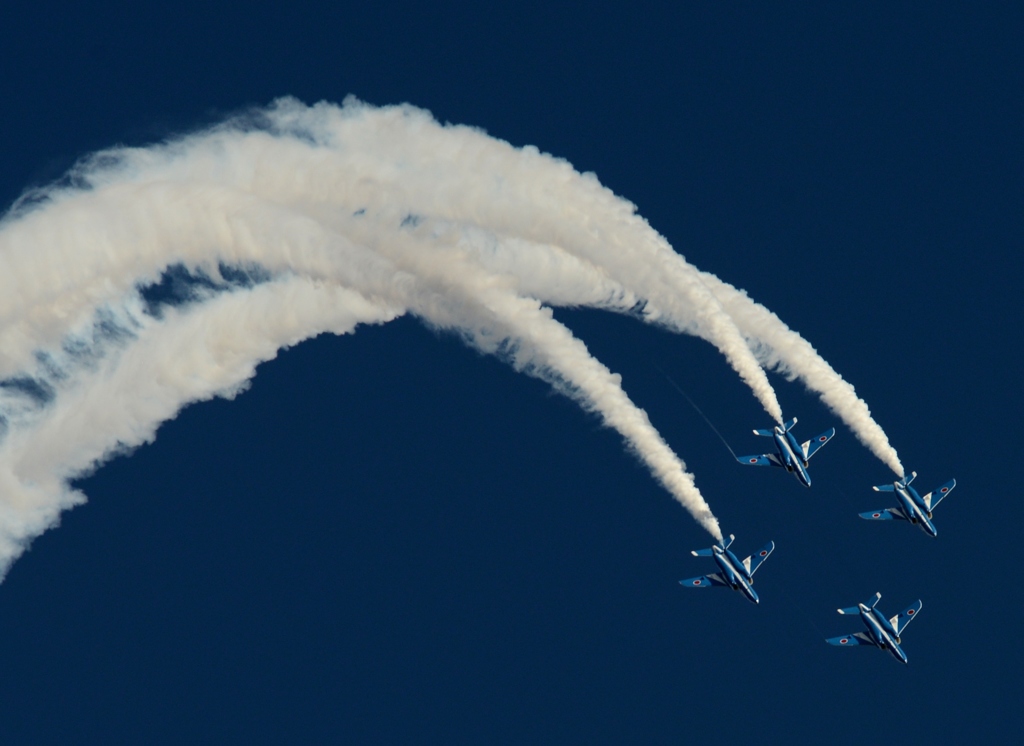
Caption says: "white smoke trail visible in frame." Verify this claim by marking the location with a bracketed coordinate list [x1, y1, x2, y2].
[694, 272, 904, 476]
[0, 278, 401, 567]
[0, 97, 903, 577]
[0, 100, 738, 577]
[266, 98, 787, 425]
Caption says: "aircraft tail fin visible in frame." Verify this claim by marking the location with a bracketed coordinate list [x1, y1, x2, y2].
[867, 591, 882, 609]
[904, 471, 918, 486]
[783, 417, 798, 432]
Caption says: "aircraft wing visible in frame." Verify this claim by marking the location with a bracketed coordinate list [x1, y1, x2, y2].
[922, 479, 956, 511]
[743, 540, 775, 577]
[737, 453, 783, 468]
[890, 600, 923, 636]
[679, 573, 729, 588]
[859, 508, 907, 522]
[801, 428, 836, 460]
[826, 632, 876, 647]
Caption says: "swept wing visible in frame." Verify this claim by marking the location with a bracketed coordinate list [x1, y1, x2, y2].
[679, 573, 729, 588]
[922, 479, 956, 511]
[826, 632, 875, 647]
[890, 600, 923, 636]
[801, 428, 836, 461]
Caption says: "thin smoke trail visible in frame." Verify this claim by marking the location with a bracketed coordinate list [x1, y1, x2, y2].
[656, 368, 739, 460]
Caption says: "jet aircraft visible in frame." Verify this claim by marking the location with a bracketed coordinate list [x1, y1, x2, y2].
[736, 417, 835, 488]
[825, 592, 922, 664]
[679, 534, 775, 605]
[859, 471, 956, 538]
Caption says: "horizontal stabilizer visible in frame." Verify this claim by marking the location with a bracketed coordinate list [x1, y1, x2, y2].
[826, 632, 874, 647]
[753, 429, 775, 437]
[801, 428, 835, 460]
[692, 534, 732, 556]
[923, 479, 956, 511]
[680, 573, 728, 588]
[837, 606, 861, 615]
[891, 600, 923, 636]
[743, 541, 775, 577]
[738, 453, 783, 468]
[873, 484, 896, 492]
[859, 508, 907, 522]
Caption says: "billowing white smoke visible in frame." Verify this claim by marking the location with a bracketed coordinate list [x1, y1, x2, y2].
[0, 97, 900, 578]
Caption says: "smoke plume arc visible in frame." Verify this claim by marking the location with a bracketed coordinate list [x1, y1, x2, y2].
[0, 97, 902, 578]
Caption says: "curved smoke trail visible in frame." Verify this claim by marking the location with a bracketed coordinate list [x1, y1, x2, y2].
[0, 97, 900, 579]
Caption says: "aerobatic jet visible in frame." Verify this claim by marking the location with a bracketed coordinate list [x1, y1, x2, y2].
[736, 417, 835, 488]
[679, 534, 775, 605]
[826, 592, 923, 664]
[859, 471, 957, 538]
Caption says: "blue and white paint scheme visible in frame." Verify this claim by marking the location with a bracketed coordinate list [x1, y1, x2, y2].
[825, 592, 922, 664]
[679, 534, 775, 605]
[736, 417, 835, 488]
[859, 471, 957, 538]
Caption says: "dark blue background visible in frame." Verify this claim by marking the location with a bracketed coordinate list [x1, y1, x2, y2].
[1, 3, 1020, 743]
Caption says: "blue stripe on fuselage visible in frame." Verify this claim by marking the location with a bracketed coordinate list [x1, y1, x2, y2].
[895, 487, 939, 536]
[862, 606, 906, 661]
[713, 547, 759, 603]
[775, 429, 812, 486]
[784, 431, 805, 464]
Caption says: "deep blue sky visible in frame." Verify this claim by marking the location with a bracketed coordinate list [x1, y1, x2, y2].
[1, 3, 1021, 743]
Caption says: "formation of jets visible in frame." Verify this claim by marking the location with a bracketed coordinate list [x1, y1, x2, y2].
[679, 416, 957, 664]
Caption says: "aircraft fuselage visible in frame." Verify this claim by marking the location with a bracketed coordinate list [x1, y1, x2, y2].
[894, 483, 938, 537]
[859, 604, 908, 664]
[713, 546, 759, 604]
[773, 427, 812, 488]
